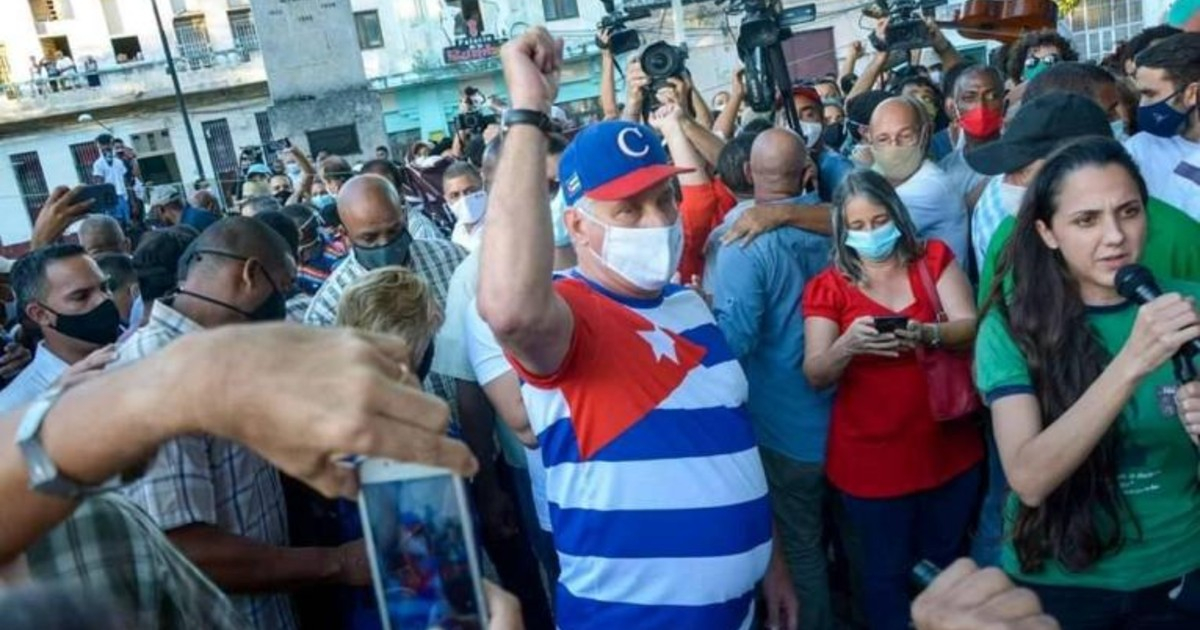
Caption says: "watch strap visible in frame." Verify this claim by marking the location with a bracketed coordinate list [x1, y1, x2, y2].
[502, 109, 553, 133]
[17, 386, 120, 498]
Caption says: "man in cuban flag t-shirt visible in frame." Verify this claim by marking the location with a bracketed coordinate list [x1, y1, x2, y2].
[478, 27, 799, 630]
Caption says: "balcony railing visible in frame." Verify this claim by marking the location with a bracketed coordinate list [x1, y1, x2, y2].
[0, 48, 265, 124]
[367, 40, 600, 91]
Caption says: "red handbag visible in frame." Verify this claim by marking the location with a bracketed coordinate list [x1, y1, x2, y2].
[915, 261, 982, 422]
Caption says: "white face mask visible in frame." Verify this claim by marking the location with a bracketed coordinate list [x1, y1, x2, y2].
[549, 191, 571, 248]
[449, 189, 487, 225]
[999, 182, 1026, 216]
[579, 209, 683, 292]
[798, 120, 823, 149]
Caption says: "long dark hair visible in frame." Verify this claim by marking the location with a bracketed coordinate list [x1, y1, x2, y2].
[983, 136, 1148, 573]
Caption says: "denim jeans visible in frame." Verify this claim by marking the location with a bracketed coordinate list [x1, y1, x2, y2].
[759, 448, 833, 630]
[842, 465, 982, 630]
[971, 430, 1008, 568]
[1019, 577, 1200, 630]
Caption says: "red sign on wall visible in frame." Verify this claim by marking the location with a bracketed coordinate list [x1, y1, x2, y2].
[443, 34, 506, 64]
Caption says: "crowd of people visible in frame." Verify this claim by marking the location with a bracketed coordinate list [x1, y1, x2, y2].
[1, 5, 1200, 630]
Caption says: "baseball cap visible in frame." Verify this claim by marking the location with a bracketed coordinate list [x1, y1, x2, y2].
[1168, 0, 1199, 28]
[791, 84, 822, 106]
[246, 163, 273, 178]
[965, 93, 1112, 176]
[559, 120, 692, 207]
[149, 184, 184, 207]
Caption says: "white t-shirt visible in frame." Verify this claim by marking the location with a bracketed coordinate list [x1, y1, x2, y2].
[91, 155, 129, 197]
[897, 160, 970, 264]
[0, 343, 69, 414]
[430, 249, 480, 382]
[1124, 133, 1200, 222]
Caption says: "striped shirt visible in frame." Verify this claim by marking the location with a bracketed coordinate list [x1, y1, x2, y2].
[113, 301, 295, 630]
[510, 273, 773, 629]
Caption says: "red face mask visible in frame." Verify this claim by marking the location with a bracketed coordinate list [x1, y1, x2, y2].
[959, 106, 1003, 139]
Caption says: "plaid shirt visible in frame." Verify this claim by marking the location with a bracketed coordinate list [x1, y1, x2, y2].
[302, 237, 466, 428]
[25, 494, 249, 630]
[971, 175, 1005, 275]
[114, 301, 295, 630]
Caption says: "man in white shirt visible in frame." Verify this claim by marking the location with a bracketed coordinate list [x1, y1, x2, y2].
[1126, 32, 1200, 221]
[443, 161, 487, 251]
[0, 244, 121, 413]
[91, 134, 132, 224]
[869, 96, 970, 263]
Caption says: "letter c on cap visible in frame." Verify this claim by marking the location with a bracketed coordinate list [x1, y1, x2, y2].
[617, 127, 650, 158]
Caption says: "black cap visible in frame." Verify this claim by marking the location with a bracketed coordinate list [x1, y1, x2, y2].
[965, 93, 1113, 176]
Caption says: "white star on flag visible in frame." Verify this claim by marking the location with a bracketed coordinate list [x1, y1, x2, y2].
[638, 325, 679, 364]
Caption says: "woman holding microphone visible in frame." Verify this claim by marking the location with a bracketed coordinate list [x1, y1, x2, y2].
[976, 136, 1200, 629]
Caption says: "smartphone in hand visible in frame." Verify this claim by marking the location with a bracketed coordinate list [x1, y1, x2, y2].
[873, 315, 909, 334]
[76, 184, 118, 215]
[359, 459, 488, 630]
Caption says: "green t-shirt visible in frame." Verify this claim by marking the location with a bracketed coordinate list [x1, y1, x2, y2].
[974, 279, 1200, 590]
[977, 197, 1200, 305]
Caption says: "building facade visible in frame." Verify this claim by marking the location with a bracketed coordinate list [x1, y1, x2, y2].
[0, 0, 271, 246]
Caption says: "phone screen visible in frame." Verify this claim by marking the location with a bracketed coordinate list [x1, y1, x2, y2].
[78, 184, 117, 214]
[360, 467, 486, 630]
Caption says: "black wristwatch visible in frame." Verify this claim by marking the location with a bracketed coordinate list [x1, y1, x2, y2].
[502, 109, 553, 134]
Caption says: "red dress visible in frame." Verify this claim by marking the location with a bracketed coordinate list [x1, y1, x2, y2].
[801, 239, 983, 499]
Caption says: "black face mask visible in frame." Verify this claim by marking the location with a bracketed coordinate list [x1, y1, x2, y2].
[354, 230, 412, 271]
[273, 190, 293, 203]
[822, 124, 846, 150]
[42, 299, 122, 346]
[177, 250, 288, 322]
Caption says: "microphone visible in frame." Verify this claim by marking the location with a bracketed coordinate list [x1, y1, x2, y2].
[1115, 264, 1200, 360]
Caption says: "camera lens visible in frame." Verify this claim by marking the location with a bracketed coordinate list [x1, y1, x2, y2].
[640, 42, 684, 80]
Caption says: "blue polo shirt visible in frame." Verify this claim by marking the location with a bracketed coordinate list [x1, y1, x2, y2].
[711, 194, 835, 463]
[817, 147, 855, 203]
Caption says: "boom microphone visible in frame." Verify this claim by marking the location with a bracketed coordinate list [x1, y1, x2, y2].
[1115, 264, 1200, 360]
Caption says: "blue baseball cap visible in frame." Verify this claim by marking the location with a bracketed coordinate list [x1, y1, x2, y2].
[246, 163, 273, 178]
[558, 120, 692, 207]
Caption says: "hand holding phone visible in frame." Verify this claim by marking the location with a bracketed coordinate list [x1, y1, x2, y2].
[359, 459, 488, 630]
[872, 315, 909, 334]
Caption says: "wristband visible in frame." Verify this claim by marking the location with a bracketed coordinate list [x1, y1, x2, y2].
[502, 109, 553, 134]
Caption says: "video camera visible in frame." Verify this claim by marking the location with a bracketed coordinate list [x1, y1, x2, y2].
[455, 86, 498, 135]
[596, 1, 651, 56]
[719, 0, 816, 117]
[865, 0, 948, 52]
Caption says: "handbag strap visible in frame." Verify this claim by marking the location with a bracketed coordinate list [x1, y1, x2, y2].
[915, 259, 947, 323]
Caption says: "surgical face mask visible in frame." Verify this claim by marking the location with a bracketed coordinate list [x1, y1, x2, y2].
[1022, 55, 1059, 82]
[871, 143, 925, 182]
[41, 299, 122, 346]
[999, 182, 1026, 216]
[449, 190, 487, 225]
[798, 120, 823, 149]
[844, 221, 902, 262]
[822, 125, 846, 150]
[579, 209, 683, 292]
[1136, 85, 1196, 138]
[929, 71, 943, 87]
[354, 230, 412, 271]
[917, 97, 940, 122]
[959, 106, 1003, 139]
[311, 193, 335, 210]
[550, 191, 571, 248]
[285, 162, 302, 178]
[1109, 119, 1130, 143]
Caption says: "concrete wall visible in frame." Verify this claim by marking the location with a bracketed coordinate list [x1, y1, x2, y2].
[268, 88, 387, 164]
[250, 0, 369, 100]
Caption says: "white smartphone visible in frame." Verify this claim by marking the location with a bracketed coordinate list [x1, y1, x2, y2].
[358, 458, 488, 630]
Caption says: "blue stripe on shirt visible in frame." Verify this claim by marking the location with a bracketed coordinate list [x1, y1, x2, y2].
[540, 406, 759, 467]
[984, 384, 1034, 405]
[556, 584, 754, 630]
[549, 495, 772, 558]
[678, 323, 735, 367]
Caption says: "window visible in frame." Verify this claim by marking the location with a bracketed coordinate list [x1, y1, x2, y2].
[1066, 0, 1143, 61]
[228, 9, 259, 53]
[11, 152, 49, 222]
[542, 0, 579, 21]
[454, 0, 485, 37]
[69, 141, 100, 184]
[307, 125, 361, 157]
[28, 0, 72, 22]
[354, 11, 384, 50]
[111, 36, 142, 63]
[174, 15, 213, 69]
[255, 111, 273, 146]
[40, 36, 72, 60]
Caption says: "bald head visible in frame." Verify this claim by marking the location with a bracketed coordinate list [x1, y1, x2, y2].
[176, 216, 296, 323]
[78, 214, 128, 256]
[338, 174, 408, 247]
[869, 96, 929, 149]
[184, 216, 294, 281]
[749, 128, 808, 198]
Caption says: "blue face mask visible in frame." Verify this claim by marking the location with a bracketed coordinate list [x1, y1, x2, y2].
[311, 193, 335, 210]
[845, 221, 902, 261]
[1136, 86, 1196, 138]
[1109, 119, 1130, 143]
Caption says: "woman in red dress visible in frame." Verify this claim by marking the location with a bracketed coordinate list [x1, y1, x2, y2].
[802, 170, 983, 630]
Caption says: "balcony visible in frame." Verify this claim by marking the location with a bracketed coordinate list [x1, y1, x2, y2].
[367, 40, 601, 92]
[0, 48, 266, 125]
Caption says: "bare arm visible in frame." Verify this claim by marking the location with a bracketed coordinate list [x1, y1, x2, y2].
[712, 69, 745, 140]
[926, 18, 963, 72]
[721, 203, 833, 247]
[167, 524, 356, 592]
[620, 59, 649, 123]
[992, 295, 1200, 507]
[803, 317, 855, 389]
[479, 30, 574, 377]
[481, 372, 536, 447]
[688, 82, 714, 130]
[651, 106, 710, 185]
[599, 34, 620, 120]
[841, 42, 863, 83]
[914, 261, 977, 350]
[848, 52, 889, 100]
[681, 116, 728, 169]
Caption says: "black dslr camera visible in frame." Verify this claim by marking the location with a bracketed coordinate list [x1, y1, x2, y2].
[866, 0, 948, 52]
[640, 41, 688, 89]
[455, 86, 497, 135]
[596, 1, 651, 56]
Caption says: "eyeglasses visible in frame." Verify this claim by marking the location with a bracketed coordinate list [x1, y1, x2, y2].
[871, 129, 921, 148]
[1025, 54, 1060, 68]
